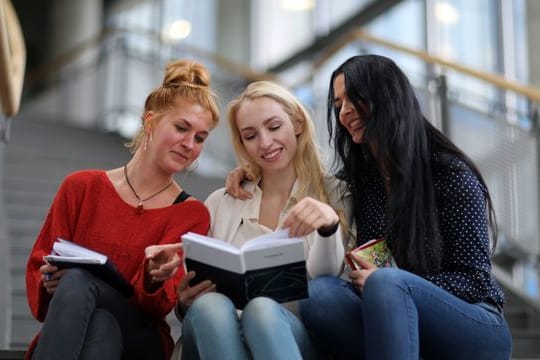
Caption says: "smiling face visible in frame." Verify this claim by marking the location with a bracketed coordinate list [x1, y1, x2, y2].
[235, 97, 298, 176]
[146, 98, 214, 174]
[333, 73, 365, 144]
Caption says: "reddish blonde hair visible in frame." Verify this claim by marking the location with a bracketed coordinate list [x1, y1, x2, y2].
[127, 60, 219, 152]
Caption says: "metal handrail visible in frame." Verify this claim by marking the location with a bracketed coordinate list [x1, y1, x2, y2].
[312, 29, 540, 104]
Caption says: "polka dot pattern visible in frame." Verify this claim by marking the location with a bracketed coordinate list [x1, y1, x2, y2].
[354, 154, 504, 306]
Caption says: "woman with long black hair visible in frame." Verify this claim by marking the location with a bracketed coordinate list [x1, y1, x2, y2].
[298, 54, 512, 360]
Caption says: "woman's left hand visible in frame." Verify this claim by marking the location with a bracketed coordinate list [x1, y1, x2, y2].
[282, 197, 339, 238]
[348, 252, 377, 291]
[145, 243, 183, 282]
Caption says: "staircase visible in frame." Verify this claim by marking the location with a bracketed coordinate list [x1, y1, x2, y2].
[493, 264, 540, 359]
[2, 117, 131, 349]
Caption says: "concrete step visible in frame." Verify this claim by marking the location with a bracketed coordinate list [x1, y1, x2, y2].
[3, 190, 55, 206]
[5, 203, 49, 222]
[0, 350, 26, 359]
[6, 218, 43, 238]
[511, 330, 540, 359]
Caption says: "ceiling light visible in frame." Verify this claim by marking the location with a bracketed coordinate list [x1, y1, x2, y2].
[435, 2, 460, 25]
[281, 0, 314, 11]
[162, 20, 192, 43]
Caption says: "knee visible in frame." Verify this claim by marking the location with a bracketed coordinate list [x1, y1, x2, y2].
[363, 268, 405, 297]
[186, 293, 236, 326]
[243, 297, 281, 323]
[52, 268, 96, 305]
[242, 297, 286, 331]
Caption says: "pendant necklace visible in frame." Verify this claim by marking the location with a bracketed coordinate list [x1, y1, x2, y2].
[123, 165, 174, 214]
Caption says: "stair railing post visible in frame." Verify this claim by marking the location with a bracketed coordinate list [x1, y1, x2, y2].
[0, 114, 10, 143]
[436, 74, 450, 137]
[533, 103, 540, 269]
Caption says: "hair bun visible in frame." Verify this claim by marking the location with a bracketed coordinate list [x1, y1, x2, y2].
[163, 60, 211, 88]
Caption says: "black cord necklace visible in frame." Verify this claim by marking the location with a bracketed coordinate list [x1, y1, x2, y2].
[123, 165, 174, 214]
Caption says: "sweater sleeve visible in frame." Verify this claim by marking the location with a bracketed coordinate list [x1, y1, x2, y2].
[130, 201, 210, 317]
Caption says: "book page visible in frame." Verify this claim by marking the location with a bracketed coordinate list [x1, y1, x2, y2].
[44, 255, 104, 265]
[182, 232, 245, 273]
[51, 239, 107, 264]
[241, 229, 305, 271]
[241, 229, 296, 251]
[182, 232, 241, 254]
[243, 240, 305, 271]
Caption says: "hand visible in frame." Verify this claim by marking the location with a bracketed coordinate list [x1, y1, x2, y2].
[145, 243, 183, 282]
[177, 271, 216, 307]
[348, 252, 377, 291]
[40, 263, 68, 295]
[225, 166, 255, 200]
[282, 197, 339, 238]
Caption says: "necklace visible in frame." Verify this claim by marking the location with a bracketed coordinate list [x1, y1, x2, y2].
[123, 165, 174, 214]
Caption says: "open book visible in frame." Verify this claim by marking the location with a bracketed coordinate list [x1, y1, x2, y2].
[345, 238, 395, 270]
[182, 229, 307, 309]
[44, 239, 134, 297]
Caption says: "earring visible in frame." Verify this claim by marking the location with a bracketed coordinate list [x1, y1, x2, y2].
[144, 133, 153, 152]
[186, 159, 200, 173]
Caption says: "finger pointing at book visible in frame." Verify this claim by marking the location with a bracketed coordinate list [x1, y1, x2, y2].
[282, 197, 339, 238]
[145, 243, 183, 282]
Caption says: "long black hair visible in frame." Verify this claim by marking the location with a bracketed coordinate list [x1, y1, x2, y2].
[327, 55, 497, 275]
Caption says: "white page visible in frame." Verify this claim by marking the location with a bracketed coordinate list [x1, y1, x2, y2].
[44, 255, 104, 265]
[182, 232, 241, 254]
[182, 232, 245, 273]
[241, 229, 293, 251]
[52, 239, 107, 264]
[243, 237, 305, 271]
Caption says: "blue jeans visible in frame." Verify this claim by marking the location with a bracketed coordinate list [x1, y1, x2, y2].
[181, 293, 324, 360]
[299, 269, 512, 360]
[32, 268, 164, 360]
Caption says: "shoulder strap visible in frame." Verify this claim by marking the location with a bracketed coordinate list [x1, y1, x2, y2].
[173, 190, 191, 204]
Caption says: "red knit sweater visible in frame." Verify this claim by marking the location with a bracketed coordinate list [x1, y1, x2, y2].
[25, 170, 210, 359]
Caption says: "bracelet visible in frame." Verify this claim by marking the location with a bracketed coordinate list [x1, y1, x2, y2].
[317, 221, 339, 237]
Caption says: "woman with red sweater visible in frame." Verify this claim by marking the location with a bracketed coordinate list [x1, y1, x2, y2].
[25, 60, 219, 360]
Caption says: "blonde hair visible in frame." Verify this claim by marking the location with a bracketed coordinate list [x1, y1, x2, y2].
[228, 81, 329, 204]
[126, 60, 220, 152]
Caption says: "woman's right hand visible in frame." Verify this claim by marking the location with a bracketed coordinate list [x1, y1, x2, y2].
[40, 263, 68, 295]
[225, 166, 254, 200]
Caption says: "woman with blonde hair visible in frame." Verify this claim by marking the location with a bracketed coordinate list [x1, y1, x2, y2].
[175, 80, 351, 360]
[26, 59, 219, 360]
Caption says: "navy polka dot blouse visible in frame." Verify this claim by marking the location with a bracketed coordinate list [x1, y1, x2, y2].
[355, 153, 505, 307]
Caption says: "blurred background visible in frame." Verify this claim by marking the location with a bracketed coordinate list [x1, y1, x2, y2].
[1, 0, 539, 358]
